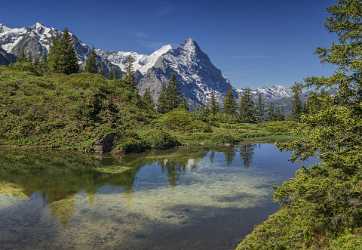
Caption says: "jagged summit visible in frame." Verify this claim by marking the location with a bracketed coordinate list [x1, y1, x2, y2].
[0, 22, 292, 106]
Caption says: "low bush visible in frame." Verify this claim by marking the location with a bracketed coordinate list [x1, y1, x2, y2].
[157, 109, 212, 133]
[141, 129, 180, 150]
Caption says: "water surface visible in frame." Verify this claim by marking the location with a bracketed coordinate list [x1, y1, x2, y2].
[0, 144, 316, 250]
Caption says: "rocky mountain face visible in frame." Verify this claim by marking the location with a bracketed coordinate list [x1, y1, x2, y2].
[0, 23, 121, 77]
[137, 39, 233, 106]
[0, 47, 15, 65]
[0, 22, 293, 107]
[236, 85, 293, 101]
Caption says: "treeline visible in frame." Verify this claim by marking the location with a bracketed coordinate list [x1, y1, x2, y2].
[9, 27, 308, 124]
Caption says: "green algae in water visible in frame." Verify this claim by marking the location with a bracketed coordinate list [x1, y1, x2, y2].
[0, 144, 317, 250]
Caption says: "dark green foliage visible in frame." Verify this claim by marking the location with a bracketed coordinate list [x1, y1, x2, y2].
[156, 109, 212, 133]
[304, 90, 333, 114]
[223, 87, 237, 115]
[239, 88, 256, 123]
[238, 1, 362, 249]
[256, 93, 265, 122]
[85, 49, 98, 73]
[291, 82, 303, 120]
[209, 91, 219, 115]
[123, 55, 135, 86]
[142, 88, 155, 110]
[48, 28, 79, 74]
[0, 67, 155, 151]
[110, 68, 118, 80]
[266, 102, 276, 121]
[141, 129, 180, 149]
[157, 75, 184, 113]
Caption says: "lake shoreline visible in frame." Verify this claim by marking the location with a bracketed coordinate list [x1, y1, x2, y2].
[0, 129, 293, 157]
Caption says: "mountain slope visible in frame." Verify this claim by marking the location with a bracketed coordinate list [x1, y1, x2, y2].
[0, 22, 293, 107]
[137, 38, 232, 105]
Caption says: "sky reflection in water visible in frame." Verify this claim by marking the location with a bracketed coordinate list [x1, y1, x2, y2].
[0, 144, 317, 250]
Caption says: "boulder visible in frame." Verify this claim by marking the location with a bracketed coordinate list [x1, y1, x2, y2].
[94, 133, 116, 154]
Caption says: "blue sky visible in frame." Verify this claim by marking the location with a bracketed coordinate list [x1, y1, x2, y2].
[1, 0, 336, 88]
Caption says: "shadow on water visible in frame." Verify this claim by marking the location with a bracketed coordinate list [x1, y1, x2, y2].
[0, 144, 317, 250]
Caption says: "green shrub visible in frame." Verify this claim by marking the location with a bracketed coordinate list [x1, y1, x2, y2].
[116, 137, 150, 154]
[0, 67, 156, 151]
[330, 231, 362, 250]
[211, 131, 239, 144]
[157, 109, 211, 133]
[141, 129, 180, 149]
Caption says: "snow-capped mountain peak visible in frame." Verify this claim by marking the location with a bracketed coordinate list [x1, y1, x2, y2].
[138, 44, 172, 74]
[237, 85, 292, 100]
[0, 22, 294, 107]
[182, 38, 198, 52]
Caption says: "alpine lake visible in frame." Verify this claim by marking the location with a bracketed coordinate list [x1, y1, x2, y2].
[0, 144, 317, 250]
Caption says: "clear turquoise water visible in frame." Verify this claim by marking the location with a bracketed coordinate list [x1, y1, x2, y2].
[0, 144, 316, 250]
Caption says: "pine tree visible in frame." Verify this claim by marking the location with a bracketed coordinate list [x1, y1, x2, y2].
[124, 55, 135, 86]
[167, 75, 182, 109]
[63, 29, 79, 74]
[256, 92, 265, 122]
[178, 97, 189, 111]
[85, 49, 98, 73]
[157, 75, 183, 113]
[142, 88, 155, 110]
[291, 82, 303, 120]
[266, 102, 276, 121]
[209, 91, 219, 115]
[275, 104, 285, 120]
[223, 87, 236, 115]
[47, 36, 62, 72]
[157, 84, 169, 113]
[110, 68, 118, 80]
[239, 88, 256, 122]
[48, 28, 79, 74]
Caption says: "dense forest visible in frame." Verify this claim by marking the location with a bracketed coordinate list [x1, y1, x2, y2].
[237, 0, 361, 249]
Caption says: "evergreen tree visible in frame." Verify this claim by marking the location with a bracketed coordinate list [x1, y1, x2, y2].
[274, 104, 285, 120]
[256, 92, 265, 122]
[223, 87, 236, 115]
[157, 75, 183, 113]
[209, 91, 219, 115]
[167, 75, 182, 109]
[48, 28, 79, 74]
[239, 1, 362, 248]
[142, 88, 155, 110]
[62, 29, 79, 74]
[270, 1, 362, 247]
[110, 69, 118, 80]
[124, 55, 135, 86]
[47, 36, 62, 72]
[178, 97, 189, 111]
[239, 88, 256, 122]
[85, 49, 98, 73]
[266, 102, 276, 121]
[157, 84, 169, 113]
[291, 82, 303, 120]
